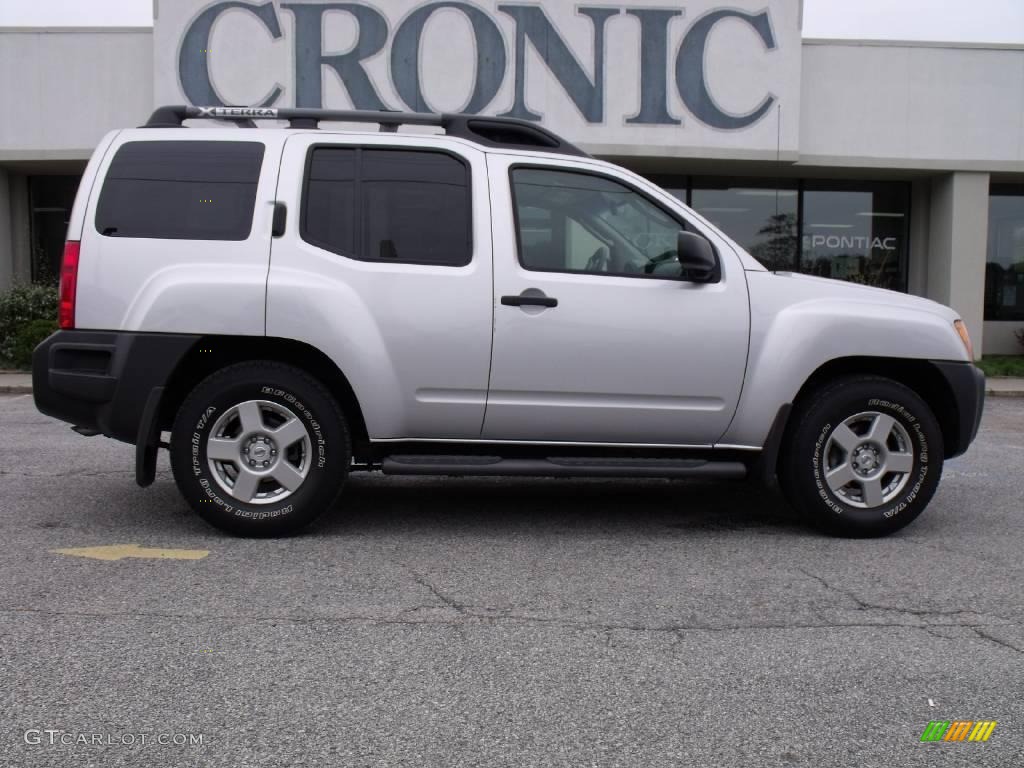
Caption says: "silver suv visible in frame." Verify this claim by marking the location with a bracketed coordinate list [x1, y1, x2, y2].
[33, 106, 985, 538]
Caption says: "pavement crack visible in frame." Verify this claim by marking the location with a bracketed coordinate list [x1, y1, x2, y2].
[0, 469, 133, 479]
[795, 567, 1003, 622]
[0, 605, 1017, 637]
[971, 626, 1024, 656]
[797, 567, 874, 610]
[410, 572, 466, 614]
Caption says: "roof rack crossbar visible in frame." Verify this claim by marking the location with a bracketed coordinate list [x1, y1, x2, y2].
[141, 105, 589, 157]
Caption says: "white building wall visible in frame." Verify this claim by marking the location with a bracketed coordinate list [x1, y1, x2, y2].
[0, 29, 153, 160]
[983, 322, 1023, 355]
[799, 40, 1024, 172]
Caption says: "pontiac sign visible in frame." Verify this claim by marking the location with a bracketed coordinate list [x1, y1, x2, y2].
[154, 0, 801, 156]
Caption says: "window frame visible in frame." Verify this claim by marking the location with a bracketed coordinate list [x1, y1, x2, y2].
[299, 144, 474, 268]
[507, 163, 714, 283]
[93, 139, 265, 242]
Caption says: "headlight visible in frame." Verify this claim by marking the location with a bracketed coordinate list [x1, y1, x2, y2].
[954, 319, 973, 360]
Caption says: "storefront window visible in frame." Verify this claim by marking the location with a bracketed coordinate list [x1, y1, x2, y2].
[690, 179, 798, 271]
[800, 181, 909, 291]
[651, 176, 912, 289]
[29, 175, 81, 284]
[985, 185, 1024, 321]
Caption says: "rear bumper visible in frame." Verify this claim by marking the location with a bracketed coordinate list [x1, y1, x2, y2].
[32, 330, 199, 444]
[930, 360, 986, 458]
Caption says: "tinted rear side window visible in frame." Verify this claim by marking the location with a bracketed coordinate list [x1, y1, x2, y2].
[360, 150, 470, 265]
[304, 148, 357, 257]
[95, 141, 264, 240]
[303, 147, 471, 266]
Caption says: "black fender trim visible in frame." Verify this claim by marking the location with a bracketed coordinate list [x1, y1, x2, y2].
[928, 360, 986, 457]
[753, 402, 792, 486]
[33, 330, 200, 445]
[135, 386, 165, 487]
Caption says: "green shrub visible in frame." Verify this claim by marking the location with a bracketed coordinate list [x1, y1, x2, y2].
[977, 355, 1024, 378]
[0, 283, 58, 367]
[9, 317, 58, 369]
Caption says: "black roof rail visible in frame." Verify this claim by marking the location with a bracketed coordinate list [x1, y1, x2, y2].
[141, 105, 589, 157]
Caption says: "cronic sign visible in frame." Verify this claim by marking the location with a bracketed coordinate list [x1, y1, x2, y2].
[156, 0, 802, 152]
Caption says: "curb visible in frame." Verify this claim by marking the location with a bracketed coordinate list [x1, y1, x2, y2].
[0, 386, 32, 395]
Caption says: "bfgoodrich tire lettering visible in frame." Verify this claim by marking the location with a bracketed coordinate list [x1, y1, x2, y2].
[171, 361, 350, 536]
[780, 375, 944, 538]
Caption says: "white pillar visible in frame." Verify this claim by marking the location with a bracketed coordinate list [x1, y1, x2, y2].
[927, 172, 989, 360]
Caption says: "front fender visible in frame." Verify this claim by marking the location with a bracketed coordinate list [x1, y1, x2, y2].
[719, 272, 968, 448]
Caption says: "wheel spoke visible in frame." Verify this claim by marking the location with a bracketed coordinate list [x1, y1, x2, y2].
[236, 401, 264, 434]
[826, 462, 857, 491]
[886, 451, 914, 474]
[272, 418, 307, 449]
[232, 467, 261, 502]
[867, 413, 896, 444]
[270, 461, 305, 491]
[829, 423, 861, 453]
[860, 477, 885, 507]
[207, 436, 241, 462]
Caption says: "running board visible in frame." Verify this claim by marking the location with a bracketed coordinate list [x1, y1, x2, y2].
[380, 455, 747, 479]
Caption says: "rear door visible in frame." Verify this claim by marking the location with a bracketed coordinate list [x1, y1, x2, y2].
[267, 134, 494, 440]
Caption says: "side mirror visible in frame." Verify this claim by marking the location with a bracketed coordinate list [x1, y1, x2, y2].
[676, 231, 719, 283]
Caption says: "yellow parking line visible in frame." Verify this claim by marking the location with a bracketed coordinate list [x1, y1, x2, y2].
[51, 544, 209, 561]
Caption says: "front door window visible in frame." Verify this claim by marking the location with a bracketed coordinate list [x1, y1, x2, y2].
[511, 168, 686, 279]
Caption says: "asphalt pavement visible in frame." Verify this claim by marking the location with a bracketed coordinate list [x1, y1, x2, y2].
[1, 392, 1022, 767]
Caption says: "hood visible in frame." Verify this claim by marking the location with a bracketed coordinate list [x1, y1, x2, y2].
[765, 272, 960, 322]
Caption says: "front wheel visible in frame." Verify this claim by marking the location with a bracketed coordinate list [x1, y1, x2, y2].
[779, 375, 944, 537]
[170, 361, 350, 536]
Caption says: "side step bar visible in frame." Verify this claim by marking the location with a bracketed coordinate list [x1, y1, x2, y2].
[380, 455, 747, 479]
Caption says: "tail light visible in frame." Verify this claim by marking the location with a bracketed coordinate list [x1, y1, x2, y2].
[58, 241, 80, 329]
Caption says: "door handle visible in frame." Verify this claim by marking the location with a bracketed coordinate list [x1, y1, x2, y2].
[272, 201, 287, 237]
[501, 294, 558, 308]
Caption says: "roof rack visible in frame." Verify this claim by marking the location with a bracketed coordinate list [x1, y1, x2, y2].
[141, 105, 589, 158]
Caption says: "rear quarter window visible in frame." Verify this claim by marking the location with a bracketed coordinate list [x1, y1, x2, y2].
[302, 147, 471, 266]
[94, 140, 265, 240]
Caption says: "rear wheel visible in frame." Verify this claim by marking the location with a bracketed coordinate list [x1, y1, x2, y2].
[779, 375, 943, 537]
[170, 361, 350, 536]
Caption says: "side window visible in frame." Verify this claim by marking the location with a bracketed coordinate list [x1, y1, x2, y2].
[511, 168, 687, 278]
[95, 141, 264, 240]
[303, 147, 472, 267]
[304, 147, 357, 257]
[361, 150, 471, 265]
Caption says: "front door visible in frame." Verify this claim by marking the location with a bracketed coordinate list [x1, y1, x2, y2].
[483, 157, 750, 446]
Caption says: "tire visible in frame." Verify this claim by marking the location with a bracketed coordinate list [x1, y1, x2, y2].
[170, 361, 350, 537]
[779, 375, 943, 538]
